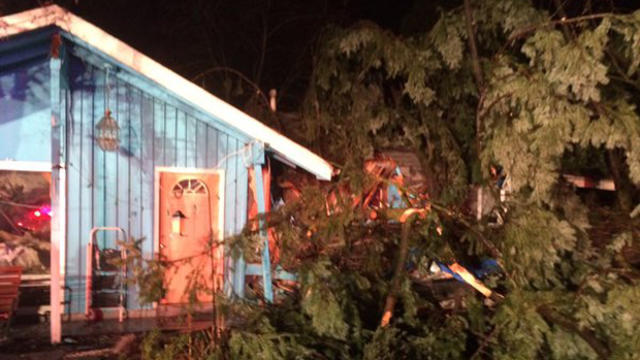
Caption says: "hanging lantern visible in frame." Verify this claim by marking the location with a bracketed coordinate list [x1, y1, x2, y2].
[171, 210, 186, 235]
[96, 109, 120, 151]
[96, 65, 119, 152]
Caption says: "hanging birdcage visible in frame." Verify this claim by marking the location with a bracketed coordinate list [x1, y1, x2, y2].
[95, 65, 119, 152]
[96, 109, 119, 151]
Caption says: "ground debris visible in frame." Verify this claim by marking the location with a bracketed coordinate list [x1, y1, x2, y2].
[61, 334, 136, 359]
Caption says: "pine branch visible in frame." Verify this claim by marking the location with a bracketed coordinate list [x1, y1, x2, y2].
[429, 202, 503, 259]
[537, 305, 611, 359]
[478, 93, 512, 122]
[376, 177, 503, 260]
[505, 13, 619, 46]
[470, 324, 501, 360]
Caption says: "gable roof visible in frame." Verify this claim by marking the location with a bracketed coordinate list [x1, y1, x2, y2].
[0, 5, 333, 180]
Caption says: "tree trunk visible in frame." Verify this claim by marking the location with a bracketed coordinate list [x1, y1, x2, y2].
[464, 0, 485, 184]
[607, 148, 634, 212]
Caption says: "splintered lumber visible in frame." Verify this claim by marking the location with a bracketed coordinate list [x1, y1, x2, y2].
[380, 208, 427, 327]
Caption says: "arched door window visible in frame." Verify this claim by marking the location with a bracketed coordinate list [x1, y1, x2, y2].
[172, 178, 208, 198]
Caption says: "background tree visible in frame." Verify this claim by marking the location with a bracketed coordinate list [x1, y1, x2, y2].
[212, 1, 640, 359]
[143, 1, 640, 359]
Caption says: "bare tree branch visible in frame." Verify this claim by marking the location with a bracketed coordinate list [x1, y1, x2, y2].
[505, 13, 618, 46]
[192, 66, 271, 109]
[463, 0, 484, 94]
[464, 0, 486, 171]
[537, 305, 611, 359]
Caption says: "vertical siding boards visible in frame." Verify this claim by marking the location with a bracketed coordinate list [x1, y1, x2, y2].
[234, 140, 248, 236]
[186, 116, 197, 169]
[127, 87, 141, 244]
[115, 79, 129, 249]
[153, 101, 165, 166]
[221, 136, 236, 295]
[164, 105, 177, 167]
[175, 110, 186, 168]
[207, 126, 219, 168]
[91, 67, 106, 258]
[221, 135, 235, 239]
[231, 140, 249, 295]
[59, 75, 72, 305]
[63, 58, 95, 312]
[142, 97, 157, 258]
[75, 65, 96, 313]
[64, 64, 80, 312]
[126, 86, 143, 308]
[193, 118, 204, 168]
[217, 133, 230, 288]
[65, 70, 81, 282]
[63, 50, 251, 312]
[102, 74, 119, 249]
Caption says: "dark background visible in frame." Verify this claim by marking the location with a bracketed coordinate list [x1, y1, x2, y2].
[1, 0, 638, 112]
[1, 0, 416, 111]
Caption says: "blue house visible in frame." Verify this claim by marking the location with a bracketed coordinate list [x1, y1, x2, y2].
[0, 5, 332, 341]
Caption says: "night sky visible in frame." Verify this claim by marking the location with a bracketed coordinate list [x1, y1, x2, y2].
[1, 0, 638, 112]
[0, 0, 420, 111]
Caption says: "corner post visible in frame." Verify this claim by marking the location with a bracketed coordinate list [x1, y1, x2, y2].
[49, 33, 65, 344]
[252, 142, 273, 302]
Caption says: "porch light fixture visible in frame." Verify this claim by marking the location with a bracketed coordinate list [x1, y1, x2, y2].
[171, 210, 186, 235]
[96, 110, 119, 151]
[96, 65, 120, 151]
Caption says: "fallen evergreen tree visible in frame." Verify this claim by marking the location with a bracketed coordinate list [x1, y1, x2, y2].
[138, 1, 640, 359]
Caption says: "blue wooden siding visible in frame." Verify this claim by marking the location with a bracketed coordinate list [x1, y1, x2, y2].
[60, 40, 250, 313]
[0, 27, 53, 161]
[0, 29, 253, 313]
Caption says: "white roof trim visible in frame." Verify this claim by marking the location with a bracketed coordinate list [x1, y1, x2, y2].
[0, 5, 333, 180]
